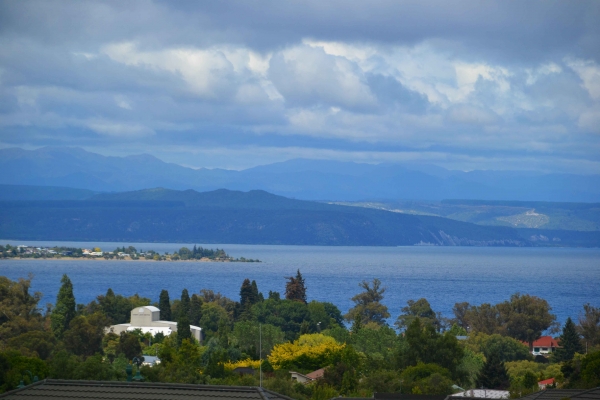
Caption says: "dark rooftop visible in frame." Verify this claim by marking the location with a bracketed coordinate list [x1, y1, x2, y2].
[518, 388, 600, 400]
[0, 379, 295, 400]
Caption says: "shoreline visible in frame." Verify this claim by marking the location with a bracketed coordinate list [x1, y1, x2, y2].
[0, 257, 259, 263]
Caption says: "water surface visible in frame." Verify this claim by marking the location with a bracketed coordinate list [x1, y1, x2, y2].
[1, 240, 598, 326]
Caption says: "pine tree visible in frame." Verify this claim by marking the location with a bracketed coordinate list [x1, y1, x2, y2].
[159, 289, 171, 321]
[476, 353, 510, 389]
[177, 315, 192, 345]
[50, 274, 77, 339]
[553, 317, 583, 362]
[239, 278, 254, 308]
[251, 280, 262, 303]
[285, 269, 307, 303]
[180, 289, 191, 318]
[189, 294, 203, 326]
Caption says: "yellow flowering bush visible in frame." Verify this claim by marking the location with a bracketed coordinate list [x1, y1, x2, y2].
[268, 333, 345, 370]
[223, 359, 262, 371]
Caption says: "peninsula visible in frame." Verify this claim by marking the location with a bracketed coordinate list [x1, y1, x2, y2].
[0, 244, 260, 262]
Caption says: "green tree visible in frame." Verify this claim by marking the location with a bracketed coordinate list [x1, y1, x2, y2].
[239, 278, 255, 314]
[285, 269, 307, 303]
[400, 363, 454, 395]
[250, 298, 310, 341]
[159, 290, 171, 321]
[578, 303, 600, 347]
[452, 301, 471, 330]
[497, 293, 557, 350]
[251, 280, 262, 303]
[464, 303, 501, 335]
[396, 298, 440, 331]
[344, 279, 390, 326]
[7, 330, 56, 360]
[177, 316, 192, 346]
[50, 274, 77, 339]
[553, 317, 584, 362]
[199, 303, 230, 336]
[476, 353, 510, 389]
[189, 294, 203, 326]
[399, 318, 464, 380]
[466, 333, 531, 362]
[0, 276, 43, 342]
[180, 289, 191, 319]
[116, 331, 142, 360]
[230, 321, 285, 358]
[63, 313, 110, 357]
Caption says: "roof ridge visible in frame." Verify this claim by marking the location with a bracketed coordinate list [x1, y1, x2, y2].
[42, 379, 262, 392]
[570, 387, 600, 398]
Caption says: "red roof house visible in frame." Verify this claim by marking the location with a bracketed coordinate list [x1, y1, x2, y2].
[524, 336, 560, 354]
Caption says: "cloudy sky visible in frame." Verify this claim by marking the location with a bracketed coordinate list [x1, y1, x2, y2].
[1, 1, 599, 172]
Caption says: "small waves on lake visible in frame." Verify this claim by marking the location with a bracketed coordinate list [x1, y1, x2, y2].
[1, 240, 599, 327]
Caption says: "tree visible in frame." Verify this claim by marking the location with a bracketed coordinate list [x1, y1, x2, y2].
[476, 353, 510, 389]
[189, 294, 203, 326]
[116, 331, 142, 360]
[466, 333, 531, 362]
[177, 316, 192, 346]
[344, 279, 390, 326]
[400, 363, 454, 395]
[180, 289, 191, 319]
[0, 276, 43, 342]
[578, 303, 600, 347]
[396, 298, 440, 331]
[63, 313, 110, 357]
[251, 280, 263, 302]
[497, 293, 557, 350]
[51, 274, 77, 339]
[399, 318, 464, 380]
[239, 278, 255, 309]
[464, 303, 501, 335]
[230, 321, 285, 358]
[159, 290, 171, 321]
[285, 269, 307, 303]
[452, 302, 470, 330]
[553, 317, 583, 362]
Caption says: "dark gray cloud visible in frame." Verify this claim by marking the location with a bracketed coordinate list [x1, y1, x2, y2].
[0, 0, 599, 173]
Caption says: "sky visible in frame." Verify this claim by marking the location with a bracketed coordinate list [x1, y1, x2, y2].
[0, 1, 599, 173]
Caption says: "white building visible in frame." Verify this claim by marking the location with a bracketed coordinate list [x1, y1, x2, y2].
[108, 306, 202, 342]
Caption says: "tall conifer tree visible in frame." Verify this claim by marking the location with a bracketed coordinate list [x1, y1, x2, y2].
[50, 274, 76, 338]
[239, 278, 253, 308]
[189, 294, 203, 326]
[476, 353, 510, 389]
[285, 269, 307, 303]
[553, 317, 583, 362]
[177, 315, 192, 345]
[180, 289, 191, 317]
[159, 289, 171, 321]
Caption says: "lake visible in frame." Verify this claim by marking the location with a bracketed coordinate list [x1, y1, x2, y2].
[1, 240, 599, 327]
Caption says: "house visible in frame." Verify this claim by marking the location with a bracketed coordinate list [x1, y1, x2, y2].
[289, 368, 325, 384]
[538, 378, 555, 389]
[527, 336, 560, 355]
[141, 355, 161, 367]
[450, 389, 509, 399]
[0, 379, 294, 400]
[108, 306, 202, 342]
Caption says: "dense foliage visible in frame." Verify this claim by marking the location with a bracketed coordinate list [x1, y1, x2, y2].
[0, 273, 598, 398]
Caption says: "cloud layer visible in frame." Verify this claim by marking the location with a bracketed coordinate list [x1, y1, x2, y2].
[0, 0, 599, 172]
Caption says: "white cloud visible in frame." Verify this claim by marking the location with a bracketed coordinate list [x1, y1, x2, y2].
[85, 119, 154, 137]
[114, 95, 132, 110]
[566, 58, 600, 100]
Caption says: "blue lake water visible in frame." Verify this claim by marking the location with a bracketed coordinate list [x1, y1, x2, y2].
[1, 240, 599, 327]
